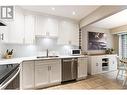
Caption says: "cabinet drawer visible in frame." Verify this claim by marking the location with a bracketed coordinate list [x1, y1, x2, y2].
[35, 59, 61, 66]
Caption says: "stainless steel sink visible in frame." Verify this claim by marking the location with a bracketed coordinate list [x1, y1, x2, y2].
[36, 56, 59, 58]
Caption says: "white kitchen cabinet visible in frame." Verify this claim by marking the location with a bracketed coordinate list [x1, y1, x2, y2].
[21, 61, 34, 89]
[77, 57, 87, 80]
[88, 54, 117, 75]
[0, 26, 8, 43]
[109, 55, 117, 71]
[35, 59, 61, 88]
[35, 63, 49, 87]
[57, 19, 79, 46]
[8, 7, 24, 44]
[35, 16, 58, 37]
[70, 23, 79, 46]
[24, 15, 35, 44]
[89, 56, 102, 75]
[50, 62, 61, 83]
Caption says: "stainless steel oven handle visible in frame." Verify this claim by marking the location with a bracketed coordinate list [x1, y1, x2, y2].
[0, 67, 20, 90]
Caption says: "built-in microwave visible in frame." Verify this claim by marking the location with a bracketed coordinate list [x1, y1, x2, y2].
[71, 49, 81, 55]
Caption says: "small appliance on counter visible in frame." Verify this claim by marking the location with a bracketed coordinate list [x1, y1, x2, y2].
[71, 49, 81, 56]
[4, 49, 13, 59]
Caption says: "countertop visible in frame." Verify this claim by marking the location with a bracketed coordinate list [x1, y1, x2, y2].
[0, 55, 88, 65]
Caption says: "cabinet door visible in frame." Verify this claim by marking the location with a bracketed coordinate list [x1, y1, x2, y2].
[91, 57, 98, 75]
[35, 16, 58, 37]
[35, 61, 49, 88]
[109, 56, 117, 71]
[24, 15, 35, 44]
[35, 16, 47, 36]
[46, 18, 58, 37]
[8, 7, 24, 44]
[50, 60, 61, 83]
[91, 57, 102, 75]
[58, 20, 79, 46]
[22, 61, 34, 89]
[78, 57, 87, 78]
[0, 26, 8, 43]
[97, 58, 102, 73]
[70, 23, 79, 46]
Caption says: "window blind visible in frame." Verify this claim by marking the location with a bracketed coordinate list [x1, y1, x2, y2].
[121, 34, 127, 57]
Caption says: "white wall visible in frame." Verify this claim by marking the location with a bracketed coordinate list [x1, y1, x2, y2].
[81, 26, 114, 54]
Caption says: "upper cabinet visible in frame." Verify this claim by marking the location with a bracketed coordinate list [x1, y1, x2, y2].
[1, 7, 79, 45]
[6, 7, 35, 44]
[35, 16, 58, 37]
[57, 20, 79, 46]
[24, 15, 35, 44]
[8, 7, 24, 44]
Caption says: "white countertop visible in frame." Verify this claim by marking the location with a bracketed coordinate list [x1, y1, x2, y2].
[0, 55, 88, 65]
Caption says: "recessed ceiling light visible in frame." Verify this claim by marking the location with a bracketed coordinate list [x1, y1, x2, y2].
[51, 7, 55, 11]
[72, 11, 76, 15]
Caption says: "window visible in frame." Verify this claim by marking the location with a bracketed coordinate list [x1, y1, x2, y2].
[120, 34, 127, 57]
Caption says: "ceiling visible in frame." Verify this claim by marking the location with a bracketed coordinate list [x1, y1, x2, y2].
[21, 6, 100, 21]
[91, 9, 127, 29]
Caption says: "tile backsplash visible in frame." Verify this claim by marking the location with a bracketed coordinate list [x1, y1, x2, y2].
[0, 37, 78, 58]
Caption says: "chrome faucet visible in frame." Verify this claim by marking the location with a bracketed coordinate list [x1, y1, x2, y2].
[46, 49, 49, 57]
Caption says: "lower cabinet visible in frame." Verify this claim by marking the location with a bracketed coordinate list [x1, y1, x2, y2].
[77, 57, 87, 80]
[109, 56, 117, 71]
[35, 59, 61, 88]
[21, 57, 88, 89]
[21, 61, 34, 89]
[35, 63, 49, 87]
[88, 54, 117, 75]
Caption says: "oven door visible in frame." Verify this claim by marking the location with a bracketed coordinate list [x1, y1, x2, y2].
[0, 64, 20, 89]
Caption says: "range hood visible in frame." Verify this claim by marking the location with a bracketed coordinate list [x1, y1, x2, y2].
[0, 22, 6, 26]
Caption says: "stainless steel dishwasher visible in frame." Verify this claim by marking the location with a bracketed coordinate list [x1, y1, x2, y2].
[62, 58, 78, 82]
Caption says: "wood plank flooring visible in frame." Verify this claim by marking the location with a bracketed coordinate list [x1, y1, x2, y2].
[44, 71, 127, 90]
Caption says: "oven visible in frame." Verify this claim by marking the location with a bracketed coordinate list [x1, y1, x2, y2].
[0, 63, 20, 89]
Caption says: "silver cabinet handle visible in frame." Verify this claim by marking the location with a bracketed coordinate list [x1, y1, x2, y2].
[48, 66, 49, 71]
[1, 33, 4, 40]
[48, 66, 51, 71]
[0, 33, 4, 40]
[50, 66, 51, 70]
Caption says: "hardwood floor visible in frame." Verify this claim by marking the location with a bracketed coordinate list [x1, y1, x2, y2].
[44, 71, 127, 90]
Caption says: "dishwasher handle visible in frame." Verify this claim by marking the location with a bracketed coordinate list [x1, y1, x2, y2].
[62, 58, 77, 62]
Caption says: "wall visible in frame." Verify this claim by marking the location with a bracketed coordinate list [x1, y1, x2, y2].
[81, 26, 114, 54]
[0, 37, 78, 58]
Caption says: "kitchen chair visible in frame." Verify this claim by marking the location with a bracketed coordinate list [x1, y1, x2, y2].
[116, 57, 127, 87]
